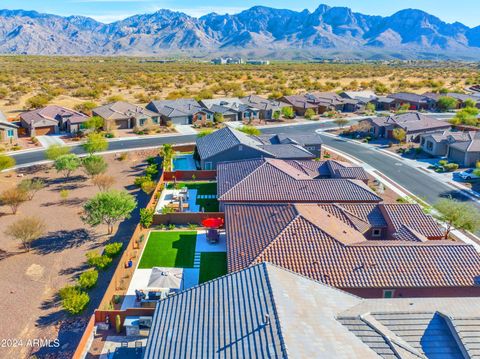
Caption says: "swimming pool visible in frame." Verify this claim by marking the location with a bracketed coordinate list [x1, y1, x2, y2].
[172, 154, 197, 170]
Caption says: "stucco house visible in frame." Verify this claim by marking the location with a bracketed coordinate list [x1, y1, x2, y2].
[195, 127, 317, 169]
[0, 111, 18, 143]
[446, 131, 480, 167]
[240, 94, 291, 120]
[146, 99, 214, 125]
[280, 92, 358, 116]
[420, 130, 469, 156]
[92, 102, 160, 131]
[364, 113, 451, 142]
[200, 98, 259, 122]
[387, 92, 436, 111]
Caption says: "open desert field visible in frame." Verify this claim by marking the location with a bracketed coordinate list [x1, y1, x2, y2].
[0, 56, 479, 117]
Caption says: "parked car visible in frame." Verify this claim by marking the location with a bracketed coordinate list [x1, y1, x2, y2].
[456, 168, 480, 180]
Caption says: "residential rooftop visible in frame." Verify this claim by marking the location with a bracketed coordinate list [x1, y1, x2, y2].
[20, 105, 88, 125]
[217, 158, 378, 203]
[224, 203, 480, 291]
[143, 262, 480, 359]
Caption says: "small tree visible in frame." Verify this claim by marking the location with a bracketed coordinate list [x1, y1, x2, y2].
[238, 125, 260, 136]
[272, 110, 281, 121]
[281, 106, 295, 119]
[61, 288, 90, 315]
[83, 116, 104, 132]
[304, 108, 316, 120]
[397, 103, 410, 113]
[115, 314, 122, 334]
[82, 155, 108, 178]
[82, 190, 137, 234]
[83, 132, 108, 154]
[45, 145, 71, 161]
[213, 112, 224, 123]
[464, 98, 477, 109]
[392, 128, 407, 143]
[78, 269, 99, 289]
[0, 187, 28, 214]
[5, 216, 46, 251]
[92, 174, 116, 191]
[159, 144, 174, 171]
[0, 154, 15, 171]
[140, 208, 155, 229]
[437, 96, 458, 112]
[18, 178, 45, 200]
[434, 198, 480, 238]
[333, 118, 349, 128]
[54, 154, 81, 178]
[365, 102, 376, 113]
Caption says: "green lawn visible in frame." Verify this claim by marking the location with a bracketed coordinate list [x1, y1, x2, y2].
[138, 231, 197, 269]
[199, 252, 228, 283]
[167, 181, 219, 212]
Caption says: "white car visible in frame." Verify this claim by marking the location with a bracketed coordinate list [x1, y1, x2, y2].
[457, 168, 480, 180]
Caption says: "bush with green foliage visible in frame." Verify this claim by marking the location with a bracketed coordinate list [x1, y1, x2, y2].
[304, 108, 316, 120]
[437, 96, 458, 112]
[145, 164, 159, 178]
[281, 106, 295, 119]
[238, 125, 261, 136]
[78, 269, 99, 289]
[62, 290, 90, 315]
[86, 251, 113, 270]
[82, 155, 108, 178]
[140, 208, 155, 228]
[45, 145, 71, 161]
[83, 132, 108, 154]
[104, 242, 123, 257]
[0, 154, 15, 171]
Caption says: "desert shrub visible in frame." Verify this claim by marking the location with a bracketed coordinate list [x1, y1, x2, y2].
[140, 208, 155, 228]
[86, 251, 113, 270]
[61, 287, 90, 315]
[104, 242, 123, 257]
[145, 164, 159, 177]
[78, 269, 99, 289]
[443, 163, 459, 172]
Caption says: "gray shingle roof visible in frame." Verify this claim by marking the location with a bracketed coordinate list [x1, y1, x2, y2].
[144, 263, 480, 359]
[147, 99, 209, 118]
[93, 101, 157, 120]
[256, 133, 323, 146]
[241, 95, 289, 111]
[388, 93, 432, 104]
[196, 127, 270, 159]
[217, 158, 380, 203]
[449, 131, 480, 153]
[20, 105, 87, 126]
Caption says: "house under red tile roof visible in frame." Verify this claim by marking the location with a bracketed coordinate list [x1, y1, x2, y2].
[224, 203, 478, 294]
[217, 158, 377, 204]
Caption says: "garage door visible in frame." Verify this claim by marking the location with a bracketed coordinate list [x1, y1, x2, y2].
[115, 119, 130, 129]
[35, 126, 55, 135]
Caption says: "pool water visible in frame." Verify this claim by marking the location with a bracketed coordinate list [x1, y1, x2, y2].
[172, 154, 197, 170]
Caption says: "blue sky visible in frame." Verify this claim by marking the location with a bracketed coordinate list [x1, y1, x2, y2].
[2, 0, 479, 27]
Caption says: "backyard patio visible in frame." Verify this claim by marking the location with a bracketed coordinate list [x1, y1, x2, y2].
[155, 181, 219, 213]
[121, 230, 227, 310]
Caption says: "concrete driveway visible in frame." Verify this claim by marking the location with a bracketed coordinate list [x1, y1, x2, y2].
[36, 135, 66, 148]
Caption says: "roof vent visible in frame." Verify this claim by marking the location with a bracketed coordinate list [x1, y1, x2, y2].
[264, 314, 270, 326]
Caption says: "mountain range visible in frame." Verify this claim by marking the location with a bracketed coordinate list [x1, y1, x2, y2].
[0, 5, 480, 59]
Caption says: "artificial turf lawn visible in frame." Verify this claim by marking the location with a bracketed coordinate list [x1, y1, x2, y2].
[167, 181, 219, 212]
[199, 252, 228, 283]
[138, 231, 197, 269]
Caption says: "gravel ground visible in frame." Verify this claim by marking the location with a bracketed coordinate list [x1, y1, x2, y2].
[0, 150, 157, 359]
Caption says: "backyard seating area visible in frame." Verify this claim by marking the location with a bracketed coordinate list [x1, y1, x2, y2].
[156, 181, 219, 213]
[121, 230, 227, 310]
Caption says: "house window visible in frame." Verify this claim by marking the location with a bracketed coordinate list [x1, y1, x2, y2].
[383, 289, 395, 298]
[152, 117, 159, 124]
[204, 162, 213, 170]
[6, 129, 14, 137]
[238, 145, 243, 151]
[139, 118, 146, 126]
[427, 141, 433, 151]
[372, 229, 382, 238]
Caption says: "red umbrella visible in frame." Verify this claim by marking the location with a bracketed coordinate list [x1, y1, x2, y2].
[202, 217, 224, 229]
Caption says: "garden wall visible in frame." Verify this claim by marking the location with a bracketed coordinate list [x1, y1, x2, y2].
[163, 170, 217, 181]
[172, 143, 195, 152]
[152, 212, 225, 226]
[72, 315, 95, 359]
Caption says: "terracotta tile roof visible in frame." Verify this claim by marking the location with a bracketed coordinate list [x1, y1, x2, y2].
[218, 159, 379, 203]
[225, 204, 480, 288]
[379, 204, 444, 239]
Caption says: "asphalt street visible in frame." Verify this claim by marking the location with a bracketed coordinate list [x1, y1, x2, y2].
[10, 117, 474, 210]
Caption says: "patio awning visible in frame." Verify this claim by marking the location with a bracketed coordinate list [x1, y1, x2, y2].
[147, 267, 184, 290]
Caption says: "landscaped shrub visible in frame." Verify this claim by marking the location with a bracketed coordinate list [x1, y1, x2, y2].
[134, 175, 152, 188]
[140, 208, 155, 228]
[115, 314, 122, 334]
[62, 289, 90, 315]
[104, 242, 123, 257]
[78, 269, 99, 289]
[86, 251, 113, 270]
[145, 164, 159, 177]
[146, 157, 156, 165]
[141, 179, 157, 194]
[444, 163, 459, 172]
